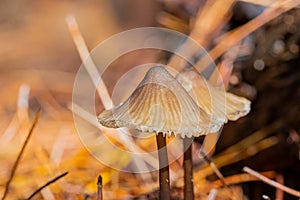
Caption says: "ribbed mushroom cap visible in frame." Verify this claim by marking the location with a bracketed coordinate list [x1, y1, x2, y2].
[177, 70, 251, 122]
[98, 66, 222, 138]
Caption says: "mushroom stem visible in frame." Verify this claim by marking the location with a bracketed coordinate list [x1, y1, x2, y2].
[183, 137, 194, 200]
[156, 133, 171, 200]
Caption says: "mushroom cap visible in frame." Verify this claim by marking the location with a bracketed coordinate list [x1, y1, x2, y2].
[177, 69, 251, 122]
[98, 66, 223, 138]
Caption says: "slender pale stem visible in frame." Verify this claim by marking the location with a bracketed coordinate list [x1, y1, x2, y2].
[156, 133, 170, 200]
[184, 137, 194, 200]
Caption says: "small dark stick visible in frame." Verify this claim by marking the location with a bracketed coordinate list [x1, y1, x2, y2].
[2, 109, 41, 200]
[183, 137, 194, 200]
[156, 133, 170, 200]
[27, 172, 68, 200]
[97, 175, 103, 200]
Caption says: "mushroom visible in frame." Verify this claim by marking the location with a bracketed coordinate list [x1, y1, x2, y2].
[98, 66, 222, 199]
[176, 69, 251, 200]
[176, 69, 251, 123]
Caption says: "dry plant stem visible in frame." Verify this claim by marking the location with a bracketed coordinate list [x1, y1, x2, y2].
[243, 167, 300, 198]
[1, 109, 41, 200]
[27, 172, 68, 200]
[97, 175, 103, 200]
[156, 133, 170, 200]
[183, 138, 194, 200]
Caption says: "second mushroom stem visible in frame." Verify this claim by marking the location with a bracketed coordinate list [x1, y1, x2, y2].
[184, 137, 194, 200]
[156, 133, 171, 200]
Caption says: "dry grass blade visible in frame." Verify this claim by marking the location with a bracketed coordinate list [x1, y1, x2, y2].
[218, 120, 284, 156]
[1, 109, 41, 200]
[26, 172, 68, 200]
[243, 167, 300, 198]
[66, 15, 154, 177]
[191, 136, 279, 182]
[65, 15, 112, 109]
[213, 136, 279, 170]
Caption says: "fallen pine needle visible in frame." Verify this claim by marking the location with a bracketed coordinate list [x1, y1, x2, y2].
[243, 166, 300, 198]
[1, 109, 41, 200]
[211, 171, 276, 187]
[26, 172, 69, 200]
[200, 151, 228, 188]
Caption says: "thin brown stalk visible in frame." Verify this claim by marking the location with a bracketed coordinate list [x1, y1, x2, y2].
[1, 109, 41, 200]
[97, 175, 103, 200]
[243, 167, 300, 198]
[156, 133, 170, 200]
[183, 138, 194, 200]
[26, 172, 68, 200]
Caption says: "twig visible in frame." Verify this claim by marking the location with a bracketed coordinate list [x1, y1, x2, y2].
[200, 152, 228, 188]
[1, 109, 41, 200]
[97, 175, 103, 200]
[243, 166, 300, 198]
[275, 174, 284, 200]
[183, 138, 194, 200]
[211, 171, 276, 187]
[26, 172, 68, 200]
